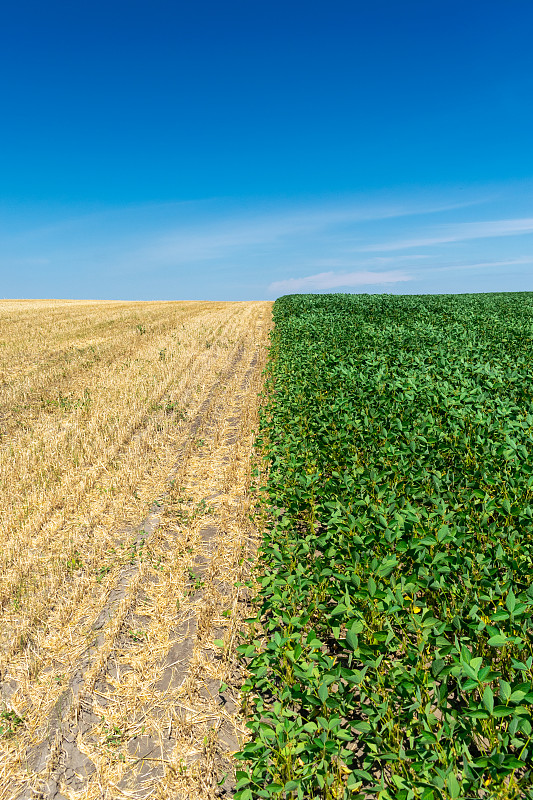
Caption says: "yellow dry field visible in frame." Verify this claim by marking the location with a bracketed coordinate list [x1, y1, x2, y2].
[0, 299, 272, 799]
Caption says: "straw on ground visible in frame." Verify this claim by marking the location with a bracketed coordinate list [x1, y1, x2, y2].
[0, 299, 271, 799]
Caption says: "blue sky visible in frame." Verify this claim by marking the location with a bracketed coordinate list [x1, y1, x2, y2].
[1, 0, 532, 300]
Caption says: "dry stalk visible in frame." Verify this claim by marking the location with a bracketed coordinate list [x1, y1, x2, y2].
[0, 300, 272, 800]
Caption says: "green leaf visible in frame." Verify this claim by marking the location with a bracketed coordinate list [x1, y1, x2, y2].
[318, 682, 328, 703]
[500, 680, 512, 702]
[346, 629, 359, 650]
[492, 705, 514, 717]
[330, 603, 347, 617]
[488, 634, 508, 647]
[247, 293, 533, 798]
[349, 619, 364, 634]
[504, 756, 527, 769]
[447, 772, 460, 799]
[509, 689, 527, 703]
[462, 662, 479, 680]
[431, 658, 445, 677]
[506, 589, 516, 614]
[482, 686, 494, 714]
[352, 721, 371, 733]
[377, 557, 398, 577]
[336, 729, 354, 740]
[437, 525, 450, 542]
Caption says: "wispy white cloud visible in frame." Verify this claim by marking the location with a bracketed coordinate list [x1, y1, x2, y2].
[362, 217, 533, 251]
[1, 182, 532, 299]
[305, 254, 430, 269]
[138, 199, 475, 265]
[423, 257, 533, 273]
[268, 270, 412, 295]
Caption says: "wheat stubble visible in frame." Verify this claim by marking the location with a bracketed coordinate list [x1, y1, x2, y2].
[0, 300, 271, 799]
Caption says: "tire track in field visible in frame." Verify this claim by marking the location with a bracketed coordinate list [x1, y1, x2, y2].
[4, 303, 271, 800]
[0, 304, 240, 617]
[0, 304, 245, 673]
[3, 312, 248, 745]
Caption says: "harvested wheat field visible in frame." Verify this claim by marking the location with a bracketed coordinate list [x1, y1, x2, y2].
[0, 299, 272, 800]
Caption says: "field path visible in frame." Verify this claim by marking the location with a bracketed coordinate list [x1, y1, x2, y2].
[0, 301, 271, 799]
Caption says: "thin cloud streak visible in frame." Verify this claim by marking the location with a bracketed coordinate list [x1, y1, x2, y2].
[422, 257, 533, 273]
[143, 199, 478, 264]
[362, 217, 533, 251]
[1, 182, 532, 299]
[269, 270, 413, 295]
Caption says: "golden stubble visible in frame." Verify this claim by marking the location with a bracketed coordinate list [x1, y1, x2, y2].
[0, 299, 272, 799]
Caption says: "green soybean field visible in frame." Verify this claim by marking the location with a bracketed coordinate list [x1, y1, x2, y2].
[236, 293, 533, 800]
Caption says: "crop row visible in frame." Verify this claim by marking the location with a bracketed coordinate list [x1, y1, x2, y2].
[236, 293, 533, 799]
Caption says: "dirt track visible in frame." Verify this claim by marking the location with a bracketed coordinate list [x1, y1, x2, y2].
[0, 301, 271, 799]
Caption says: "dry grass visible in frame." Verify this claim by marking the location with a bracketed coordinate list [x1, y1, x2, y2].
[0, 299, 272, 799]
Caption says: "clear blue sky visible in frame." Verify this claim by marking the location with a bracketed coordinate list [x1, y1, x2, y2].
[1, 0, 532, 299]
